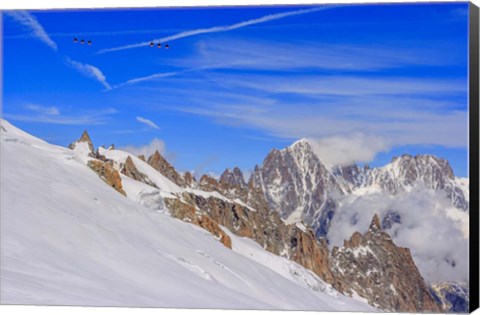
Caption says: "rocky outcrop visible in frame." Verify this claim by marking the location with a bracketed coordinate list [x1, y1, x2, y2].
[138, 155, 146, 162]
[68, 130, 95, 155]
[430, 282, 469, 313]
[120, 156, 157, 188]
[167, 191, 334, 288]
[147, 151, 185, 187]
[183, 171, 197, 188]
[330, 214, 440, 312]
[87, 160, 126, 196]
[163, 197, 231, 249]
[198, 175, 220, 192]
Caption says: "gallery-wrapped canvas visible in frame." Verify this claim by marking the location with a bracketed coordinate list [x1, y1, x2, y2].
[1, 1, 479, 313]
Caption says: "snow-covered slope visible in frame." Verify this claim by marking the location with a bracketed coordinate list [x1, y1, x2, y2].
[0, 119, 372, 311]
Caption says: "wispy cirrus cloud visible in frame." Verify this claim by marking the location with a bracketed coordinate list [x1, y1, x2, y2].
[6, 11, 112, 91]
[4, 106, 116, 125]
[112, 71, 182, 89]
[97, 6, 336, 54]
[209, 73, 467, 96]
[136, 116, 160, 130]
[173, 39, 461, 72]
[24, 104, 60, 116]
[65, 58, 112, 90]
[4, 10, 57, 50]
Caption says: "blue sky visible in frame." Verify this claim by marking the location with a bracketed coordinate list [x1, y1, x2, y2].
[2, 3, 470, 177]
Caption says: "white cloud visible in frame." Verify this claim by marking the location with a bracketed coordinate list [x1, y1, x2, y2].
[24, 104, 60, 116]
[120, 138, 166, 159]
[97, 6, 334, 54]
[213, 74, 466, 96]
[327, 188, 469, 284]
[136, 116, 160, 130]
[308, 133, 390, 168]
[112, 71, 182, 89]
[5, 11, 57, 50]
[65, 58, 111, 90]
[172, 39, 459, 72]
[4, 107, 116, 125]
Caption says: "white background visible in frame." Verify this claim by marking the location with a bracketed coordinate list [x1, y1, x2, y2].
[0, 0, 479, 314]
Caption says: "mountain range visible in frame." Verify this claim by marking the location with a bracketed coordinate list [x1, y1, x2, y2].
[0, 119, 469, 312]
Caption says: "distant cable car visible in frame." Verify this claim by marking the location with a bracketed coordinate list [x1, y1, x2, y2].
[165, 44, 170, 49]
[80, 39, 85, 44]
[87, 40, 92, 45]
[157, 43, 161, 48]
[73, 38, 78, 43]
[149, 42, 154, 47]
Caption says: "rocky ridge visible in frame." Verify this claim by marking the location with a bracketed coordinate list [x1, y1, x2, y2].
[68, 131, 461, 312]
[330, 215, 440, 312]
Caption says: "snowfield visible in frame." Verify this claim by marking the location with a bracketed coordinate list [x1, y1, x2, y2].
[0, 120, 373, 311]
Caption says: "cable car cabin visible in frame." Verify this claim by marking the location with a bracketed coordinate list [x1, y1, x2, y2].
[149, 42, 154, 47]
[73, 38, 78, 43]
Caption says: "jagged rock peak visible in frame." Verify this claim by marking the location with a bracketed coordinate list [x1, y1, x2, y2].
[198, 174, 219, 192]
[79, 130, 92, 144]
[183, 171, 197, 187]
[220, 167, 246, 188]
[289, 137, 310, 148]
[147, 150, 185, 187]
[68, 130, 94, 153]
[369, 214, 381, 231]
[138, 155, 146, 162]
[280, 138, 314, 155]
[390, 154, 454, 179]
[330, 213, 441, 312]
[121, 156, 157, 188]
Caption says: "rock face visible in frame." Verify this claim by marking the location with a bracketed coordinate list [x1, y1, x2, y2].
[87, 160, 126, 196]
[430, 282, 469, 313]
[250, 139, 342, 238]
[147, 151, 185, 187]
[198, 175, 220, 192]
[330, 215, 440, 312]
[163, 197, 232, 249]
[68, 130, 95, 155]
[183, 171, 197, 188]
[120, 156, 157, 188]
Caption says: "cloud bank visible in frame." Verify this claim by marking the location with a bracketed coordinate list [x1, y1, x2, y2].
[308, 133, 390, 168]
[120, 138, 166, 158]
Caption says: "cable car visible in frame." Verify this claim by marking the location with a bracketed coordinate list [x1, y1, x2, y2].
[73, 38, 78, 43]
[149, 42, 154, 47]
[157, 43, 161, 48]
[87, 40, 92, 45]
[165, 44, 170, 49]
[80, 39, 85, 44]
